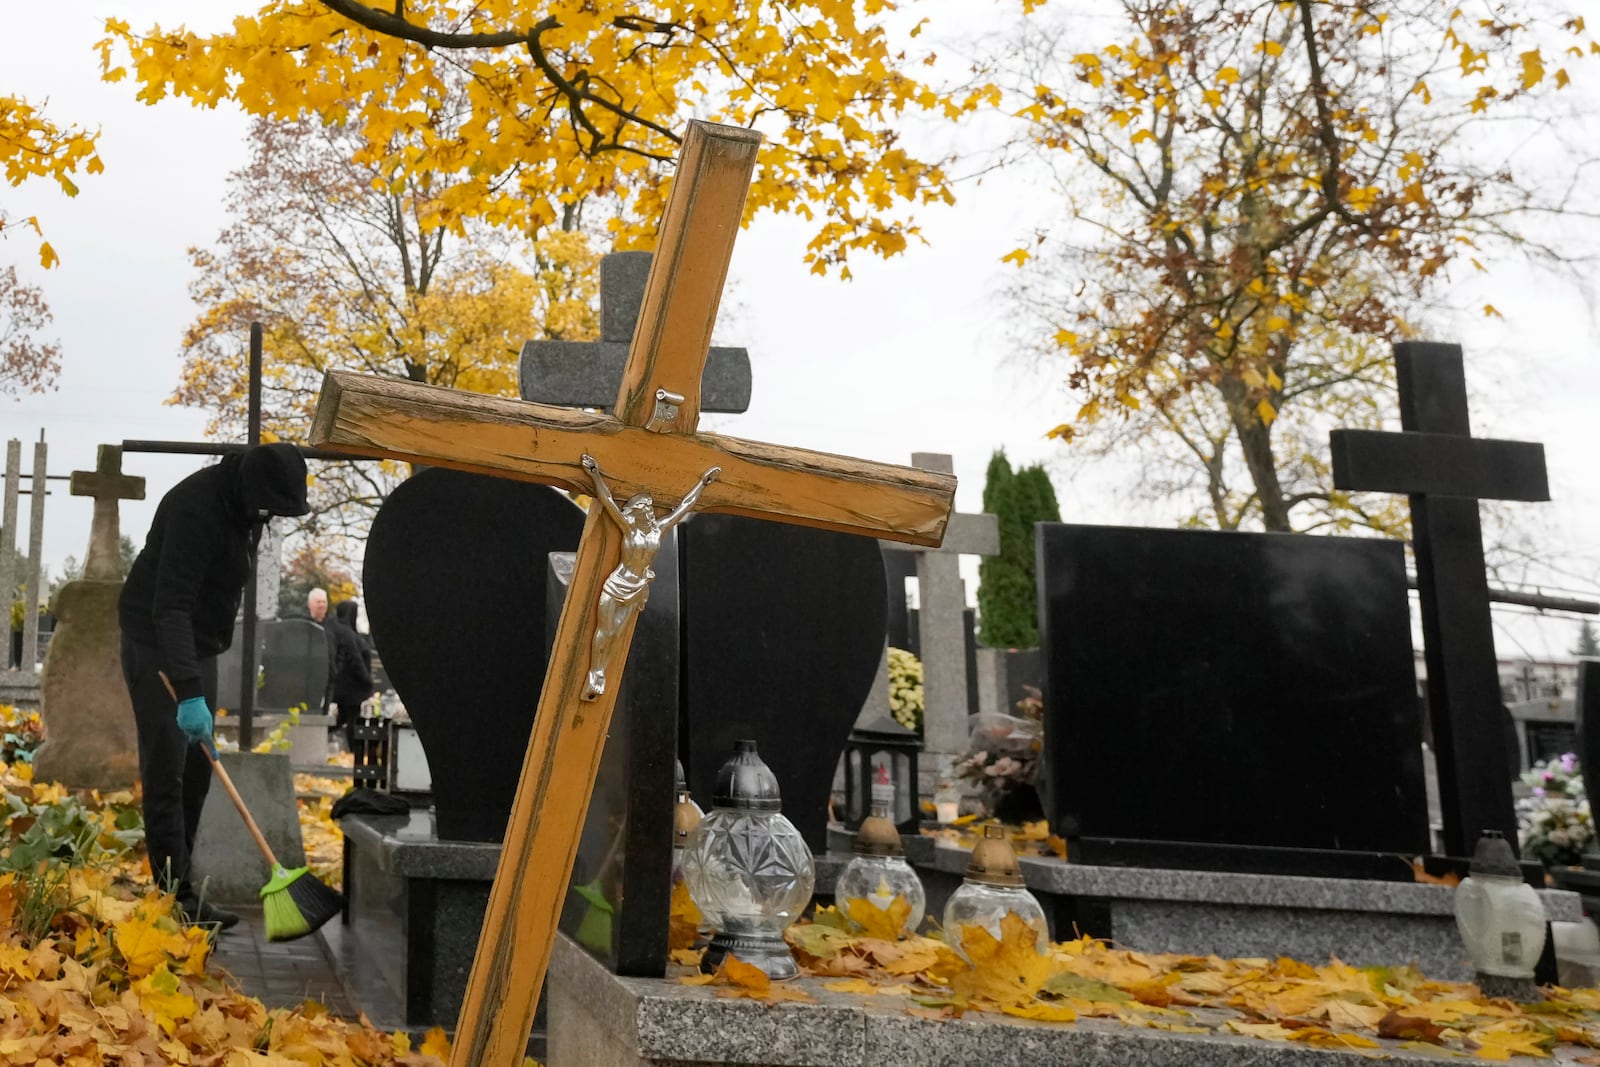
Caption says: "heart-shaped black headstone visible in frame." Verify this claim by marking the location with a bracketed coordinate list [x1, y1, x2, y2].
[363, 469, 584, 841]
[678, 514, 888, 850]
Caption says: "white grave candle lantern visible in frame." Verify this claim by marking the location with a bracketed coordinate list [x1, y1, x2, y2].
[943, 824, 1049, 959]
[681, 740, 814, 979]
[835, 803, 926, 938]
[1455, 830, 1547, 1000]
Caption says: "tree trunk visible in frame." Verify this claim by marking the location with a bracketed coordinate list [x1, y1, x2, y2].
[1217, 377, 1291, 532]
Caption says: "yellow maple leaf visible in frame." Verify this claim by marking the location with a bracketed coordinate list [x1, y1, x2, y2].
[1003, 999, 1078, 1022]
[1287, 1027, 1381, 1050]
[1470, 1024, 1554, 1060]
[1002, 248, 1031, 267]
[420, 1026, 451, 1059]
[1520, 49, 1546, 90]
[668, 881, 702, 952]
[114, 914, 193, 978]
[132, 962, 197, 1035]
[948, 914, 1060, 1007]
[844, 894, 912, 940]
[719, 955, 771, 993]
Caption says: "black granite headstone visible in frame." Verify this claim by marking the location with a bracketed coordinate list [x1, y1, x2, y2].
[1578, 661, 1600, 812]
[362, 469, 584, 841]
[1037, 523, 1430, 878]
[678, 514, 889, 851]
[884, 551, 917, 652]
[548, 546, 677, 978]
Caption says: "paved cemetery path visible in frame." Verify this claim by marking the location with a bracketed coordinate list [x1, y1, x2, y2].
[208, 906, 355, 1016]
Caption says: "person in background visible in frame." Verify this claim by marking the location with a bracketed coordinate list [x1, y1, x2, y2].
[327, 598, 374, 745]
[118, 444, 310, 929]
[306, 587, 332, 711]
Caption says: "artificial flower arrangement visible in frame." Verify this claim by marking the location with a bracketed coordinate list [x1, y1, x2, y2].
[1517, 752, 1594, 867]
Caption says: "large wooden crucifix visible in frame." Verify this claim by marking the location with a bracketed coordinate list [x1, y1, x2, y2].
[309, 121, 956, 1067]
[1330, 340, 1549, 858]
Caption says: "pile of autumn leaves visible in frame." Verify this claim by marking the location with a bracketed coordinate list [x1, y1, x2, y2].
[0, 761, 455, 1067]
[675, 889, 1600, 1061]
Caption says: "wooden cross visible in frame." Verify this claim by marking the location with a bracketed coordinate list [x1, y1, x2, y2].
[69, 445, 146, 582]
[309, 121, 956, 1067]
[1330, 341, 1549, 858]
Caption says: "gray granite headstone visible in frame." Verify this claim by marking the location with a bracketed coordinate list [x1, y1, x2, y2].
[188, 751, 306, 904]
[519, 251, 752, 413]
[217, 617, 329, 714]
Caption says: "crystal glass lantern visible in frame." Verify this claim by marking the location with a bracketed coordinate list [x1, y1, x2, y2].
[943, 825, 1049, 959]
[681, 739, 815, 979]
[1455, 830, 1547, 999]
[835, 805, 926, 937]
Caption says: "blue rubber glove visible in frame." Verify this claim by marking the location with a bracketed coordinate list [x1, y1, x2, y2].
[176, 697, 214, 745]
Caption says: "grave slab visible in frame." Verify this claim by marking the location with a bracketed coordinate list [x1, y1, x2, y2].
[907, 849, 1579, 983]
[548, 932, 1565, 1067]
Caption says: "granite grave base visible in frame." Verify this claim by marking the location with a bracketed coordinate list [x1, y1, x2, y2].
[878, 848, 1581, 983]
[548, 931, 1542, 1067]
[215, 712, 338, 772]
[324, 811, 541, 1037]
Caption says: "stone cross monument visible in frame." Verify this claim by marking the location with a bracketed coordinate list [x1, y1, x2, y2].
[34, 445, 146, 788]
[875, 452, 999, 789]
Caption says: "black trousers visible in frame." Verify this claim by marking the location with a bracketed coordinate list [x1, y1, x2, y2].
[121, 634, 216, 903]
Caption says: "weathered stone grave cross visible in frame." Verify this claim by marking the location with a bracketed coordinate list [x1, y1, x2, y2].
[309, 121, 957, 1067]
[70, 445, 145, 580]
[877, 452, 999, 777]
[1330, 340, 1549, 857]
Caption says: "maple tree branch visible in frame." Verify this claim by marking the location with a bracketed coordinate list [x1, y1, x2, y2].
[318, 0, 527, 48]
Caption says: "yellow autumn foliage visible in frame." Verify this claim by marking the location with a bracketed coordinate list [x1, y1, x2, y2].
[0, 93, 102, 265]
[97, 0, 997, 275]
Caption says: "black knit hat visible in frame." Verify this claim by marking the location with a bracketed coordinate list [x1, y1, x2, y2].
[239, 443, 310, 519]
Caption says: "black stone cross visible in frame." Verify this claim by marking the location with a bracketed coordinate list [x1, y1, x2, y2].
[517, 251, 752, 412]
[1330, 341, 1549, 857]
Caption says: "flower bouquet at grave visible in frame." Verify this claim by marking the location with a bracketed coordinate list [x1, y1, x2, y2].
[887, 647, 924, 733]
[1517, 752, 1594, 867]
[956, 687, 1044, 819]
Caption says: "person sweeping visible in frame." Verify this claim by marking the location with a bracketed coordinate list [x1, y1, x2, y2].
[119, 443, 311, 930]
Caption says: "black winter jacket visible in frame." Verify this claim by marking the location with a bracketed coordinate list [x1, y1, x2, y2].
[119, 445, 308, 702]
[328, 599, 374, 712]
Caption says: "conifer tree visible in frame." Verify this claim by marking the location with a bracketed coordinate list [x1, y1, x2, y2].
[977, 452, 1061, 648]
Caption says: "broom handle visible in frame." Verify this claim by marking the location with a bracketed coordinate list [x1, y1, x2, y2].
[159, 671, 281, 868]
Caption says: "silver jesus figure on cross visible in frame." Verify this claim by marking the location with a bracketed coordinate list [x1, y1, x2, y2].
[579, 453, 719, 701]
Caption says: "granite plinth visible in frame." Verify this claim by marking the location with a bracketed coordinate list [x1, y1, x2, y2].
[916, 849, 1580, 982]
[333, 811, 520, 1031]
[548, 932, 1538, 1067]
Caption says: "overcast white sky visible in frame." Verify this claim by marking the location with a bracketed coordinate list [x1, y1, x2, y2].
[1, 2, 1597, 662]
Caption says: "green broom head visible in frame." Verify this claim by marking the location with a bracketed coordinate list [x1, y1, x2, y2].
[261, 864, 343, 942]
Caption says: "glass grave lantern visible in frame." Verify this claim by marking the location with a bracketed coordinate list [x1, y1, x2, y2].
[834, 803, 926, 937]
[842, 714, 921, 834]
[1455, 830, 1547, 1000]
[943, 824, 1050, 959]
[681, 739, 815, 979]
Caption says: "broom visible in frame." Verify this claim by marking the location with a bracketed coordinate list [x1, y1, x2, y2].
[159, 672, 343, 941]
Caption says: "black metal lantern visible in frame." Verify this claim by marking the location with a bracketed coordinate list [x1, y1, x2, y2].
[842, 714, 921, 834]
